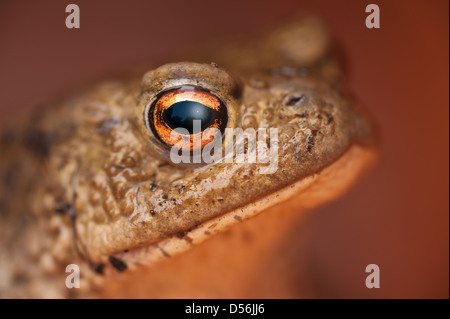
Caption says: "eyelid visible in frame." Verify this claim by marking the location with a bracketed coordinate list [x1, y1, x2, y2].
[140, 63, 241, 99]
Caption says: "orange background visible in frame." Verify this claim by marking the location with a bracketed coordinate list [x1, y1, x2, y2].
[0, 0, 448, 298]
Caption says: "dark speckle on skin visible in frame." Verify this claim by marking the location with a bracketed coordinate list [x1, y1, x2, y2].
[54, 202, 77, 222]
[295, 112, 308, 118]
[158, 246, 171, 258]
[326, 113, 334, 124]
[108, 256, 127, 272]
[285, 94, 307, 107]
[97, 118, 120, 135]
[150, 183, 158, 191]
[306, 130, 318, 152]
[25, 129, 53, 157]
[179, 185, 186, 194]
[13, 273, 28, 285]
[93, 263, 104, 275]
[177, 229, 194, 243]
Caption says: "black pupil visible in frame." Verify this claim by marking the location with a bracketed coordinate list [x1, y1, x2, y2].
[164, 101, 214, 134]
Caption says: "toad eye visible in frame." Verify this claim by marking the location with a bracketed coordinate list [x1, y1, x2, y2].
[147, 86, 228, 151]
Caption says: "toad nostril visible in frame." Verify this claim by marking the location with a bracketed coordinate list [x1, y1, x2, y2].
[285, 94, 307, 107]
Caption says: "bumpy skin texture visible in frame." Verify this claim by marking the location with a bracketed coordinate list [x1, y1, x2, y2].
[0, 16, 375, 298]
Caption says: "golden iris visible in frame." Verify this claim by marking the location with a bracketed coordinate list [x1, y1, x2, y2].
[148, 86, 228, 151]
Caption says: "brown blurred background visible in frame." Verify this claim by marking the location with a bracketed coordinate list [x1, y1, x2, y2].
[0, 0, 448, 298]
